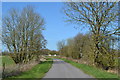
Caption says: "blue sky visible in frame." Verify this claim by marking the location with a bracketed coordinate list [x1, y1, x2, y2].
[2, 2, 88, 51]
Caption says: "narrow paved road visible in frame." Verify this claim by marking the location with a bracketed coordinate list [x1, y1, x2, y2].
[43, 59, 93, 78]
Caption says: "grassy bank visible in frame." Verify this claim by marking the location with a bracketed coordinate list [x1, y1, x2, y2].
[0, 56, 16, 66]
[61, 58, 118, 79]
[8, 58, 53, 78]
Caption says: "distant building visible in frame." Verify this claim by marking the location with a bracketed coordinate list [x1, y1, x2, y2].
[48, 54, 51, 56]
[54, 54, 56, 56]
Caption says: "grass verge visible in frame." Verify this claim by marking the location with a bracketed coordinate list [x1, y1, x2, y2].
[61, 58, 119, 79]
[8, 58, 53, 79]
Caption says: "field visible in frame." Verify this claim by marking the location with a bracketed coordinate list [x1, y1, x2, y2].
[0, 56, 16, 67]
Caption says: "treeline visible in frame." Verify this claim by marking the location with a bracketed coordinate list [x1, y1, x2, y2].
[40, 49, 59, 55]
[2, 6, 46, 64]
[57, 2, 119, 70]
[57, 33, 118, 70]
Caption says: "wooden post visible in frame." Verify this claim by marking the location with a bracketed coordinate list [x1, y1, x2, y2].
[3, 62, 5, 78]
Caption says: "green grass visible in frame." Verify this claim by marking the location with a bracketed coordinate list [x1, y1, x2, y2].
[0, 56, 16, 66]
[9, 58, 53, 78]
[61, 58, 119, 79]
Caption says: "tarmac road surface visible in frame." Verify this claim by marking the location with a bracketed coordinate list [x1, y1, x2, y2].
[43, 59, 93, 78]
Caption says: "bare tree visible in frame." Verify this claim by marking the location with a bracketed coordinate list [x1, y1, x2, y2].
[3, 6, 46, 63]
[64, 1, 119, 69]
[57, 40, 66, 55]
